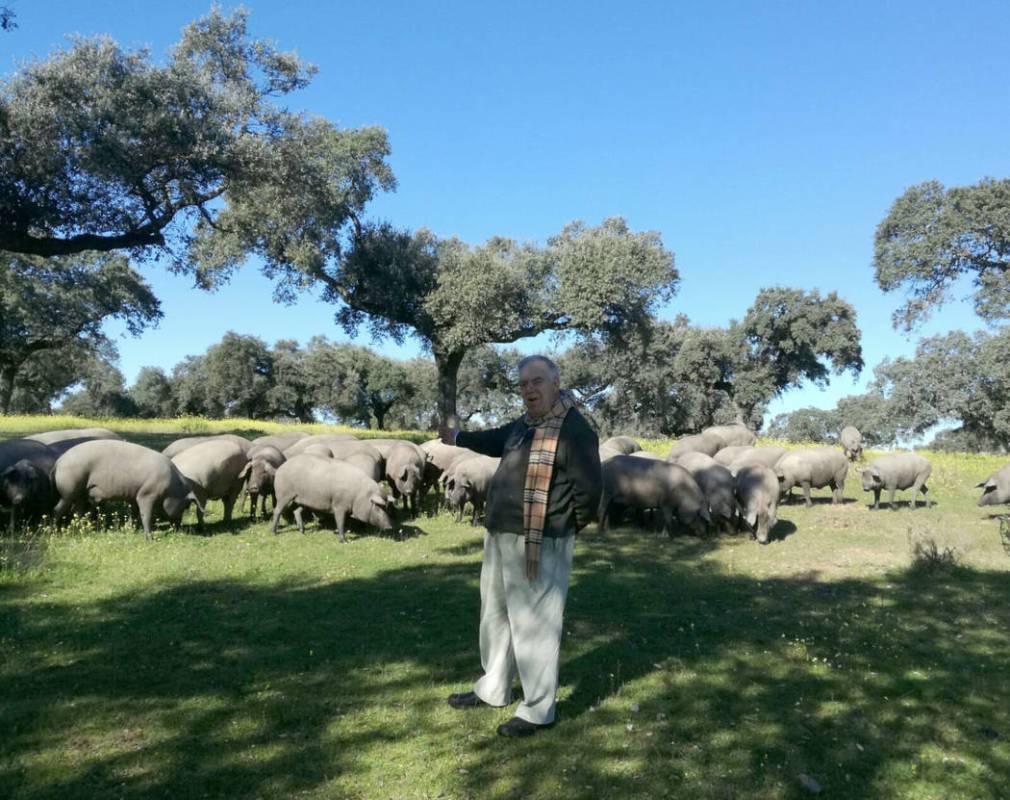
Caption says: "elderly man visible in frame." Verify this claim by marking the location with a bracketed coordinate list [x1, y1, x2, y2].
[440, 354, 601, 737]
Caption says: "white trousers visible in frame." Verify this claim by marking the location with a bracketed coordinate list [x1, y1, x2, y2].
[473, 532, 575, 725]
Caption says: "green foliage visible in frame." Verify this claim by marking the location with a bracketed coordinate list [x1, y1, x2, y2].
[767, 406, 839, 443]
[304, 337, 415, 430]
[0, 8, 392, 265]
[561, 288, 862, 437]
[769, 394, 899, 446]
[0, 252, 160, 413]
[128, 367, 177, 419]
[293, 217, 677, 416]
[734, 287, 864, 414]
[874, 178, 1010, 330]
[59, 352, 137, 418]
[872, 327, 1010, 448]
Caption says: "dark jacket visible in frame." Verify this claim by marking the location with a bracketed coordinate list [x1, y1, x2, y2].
[456, 407, 601, 537]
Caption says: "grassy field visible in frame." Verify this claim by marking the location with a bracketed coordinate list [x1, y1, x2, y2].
[2, 417, 1010, 799]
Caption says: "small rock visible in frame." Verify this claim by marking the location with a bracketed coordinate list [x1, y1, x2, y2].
[798, 774, 822, 794]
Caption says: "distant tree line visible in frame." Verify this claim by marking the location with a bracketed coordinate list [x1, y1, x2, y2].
[47, 334, 523, 430]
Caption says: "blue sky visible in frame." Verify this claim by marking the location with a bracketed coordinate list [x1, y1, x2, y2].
[6, 0, 1010, 422]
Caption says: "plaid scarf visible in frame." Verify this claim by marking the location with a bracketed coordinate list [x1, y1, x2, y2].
[522, 389, 576, 579]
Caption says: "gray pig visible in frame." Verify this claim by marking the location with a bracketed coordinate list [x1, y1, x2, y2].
[840, 426, 863, 461]
[713, 445, 755, 467]
[445, 455, 498, 525]
[861, 453, 932, 509]
[26, 427, 120, 445]
[735, 463, 780, 544]
[251, 431, 309, 451]
[977, 464, 1010, 507]
[420, 439, 472, 502]
[676, 452, 737, 532]
[727, 446, 787, 475]
[704, 424, 757, 448]
[270, 454, 395, 542]
[666, 432, 724, 461]
[171, 440, 249, 526]
[53, 440, 202, 538]
[384, 442, 426, 516]
[599, 444, 624, 462]
[599, 455, 711, 536]
[775, 447, 849, 506]
[163, 434, 252, 459]
[601, 436, 641, 455]
[283, 433, 359, 456]
[239, 444, 286, 520]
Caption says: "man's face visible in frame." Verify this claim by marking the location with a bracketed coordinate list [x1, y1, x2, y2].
[518, 361, 561, 419]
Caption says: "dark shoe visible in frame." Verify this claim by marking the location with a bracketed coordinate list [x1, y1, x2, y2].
[496, 716, 552, 737]
[447, 691, 488, 710]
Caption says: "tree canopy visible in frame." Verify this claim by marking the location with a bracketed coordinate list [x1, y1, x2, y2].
[559, 288, 863, 436]
[0, 8, 393, 271]
[0, 251, 160, 413]
[874, 178, 1010, 330]
[281, 216, 678, 417]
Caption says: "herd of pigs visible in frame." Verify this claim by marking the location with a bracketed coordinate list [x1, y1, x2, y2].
[1, 423, 1010, 544]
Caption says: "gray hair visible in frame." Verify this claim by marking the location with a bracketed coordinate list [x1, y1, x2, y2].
[517, 354, 560, 381]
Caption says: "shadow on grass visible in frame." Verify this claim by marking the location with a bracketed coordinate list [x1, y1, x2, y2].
[3, 529, 1010, 798]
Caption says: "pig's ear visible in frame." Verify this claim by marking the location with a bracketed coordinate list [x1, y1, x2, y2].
[264, 463, 277, 476]
[370, 493, 387, 507]
[699, 507, 712, 523]
[745, 508, 758, 529]
[979, 480, 997, 494]
[400, 467, 409, 482]
[238, 462, 251, 479]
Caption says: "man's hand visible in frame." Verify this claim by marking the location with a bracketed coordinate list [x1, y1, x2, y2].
[439, 416, 460, 446]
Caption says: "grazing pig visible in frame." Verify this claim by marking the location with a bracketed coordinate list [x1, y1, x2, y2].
[599, 444, 624, 462]
[666, 432, 723, 461]
[26, 427, 120, 445]
[163, 434, 252, 459]
[301, 444, 335, 458]
[0, 459, 57, 529]
[444, 455, 498, 525]
[676, 452, 737, 532]
[599, 455, 711, 536]
[735, 464, 780, 544]
[171, 440, 249, 526]
[840, 426, 863, 461]
[0, 438, 56, 473]
[420, 439, 472, 503]
[860, 453, 932, 509]
[775, 447, 849, 506]
[239, 444, 286, 520]
[384, 442, 426, 516]
[53, 441, 202, 539]
[713, 446, 755, 467]
[703, 424, 756, 448]
[251, 431, 309, 452]
[283, 433, 359, 456]
[977, 464, 1010, 507]
[337, 451, 384, 483]
[601, 436, 641, 455]
[270, 454, 395, 542]
[727, 446, 788, 475]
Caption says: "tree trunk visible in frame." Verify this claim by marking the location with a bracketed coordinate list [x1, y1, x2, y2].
[0, 364, 17, 415]
[373, 404, 387, 431]
[434, 347, 466, 422]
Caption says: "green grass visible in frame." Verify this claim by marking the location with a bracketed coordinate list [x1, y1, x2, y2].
[3, 417, 1010, 799]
